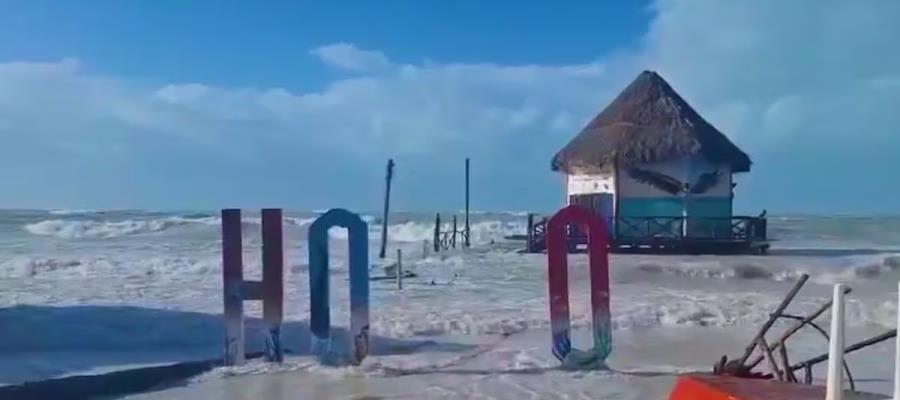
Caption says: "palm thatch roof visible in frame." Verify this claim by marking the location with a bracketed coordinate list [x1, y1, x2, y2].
[551, 70, 751, 174]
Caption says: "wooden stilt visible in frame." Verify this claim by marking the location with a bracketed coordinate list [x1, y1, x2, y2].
[379, 159, 394, 259]
[465, 158, 470, 248]
[452, 215, 457, 249]
[527, 214, 534, 252]
[396, 249, 403, 290]
[433, 214, 441, 252]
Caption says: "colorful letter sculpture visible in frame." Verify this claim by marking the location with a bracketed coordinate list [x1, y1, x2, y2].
[546, 205, 611, 369]
[222, 208, 284, 366]
[308, 208, 371, 365]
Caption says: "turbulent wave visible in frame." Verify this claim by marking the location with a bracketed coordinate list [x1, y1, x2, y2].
[22, 216, 317, 239]
[0, 256, 221, 278]
[48, 209, 99, 216]
[327, 220, 526, 245]
[23, 218, 206, 239]
[620, 254, 900, 283]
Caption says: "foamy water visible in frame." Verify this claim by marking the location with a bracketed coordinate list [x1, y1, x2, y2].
[1, 210, 899, 398]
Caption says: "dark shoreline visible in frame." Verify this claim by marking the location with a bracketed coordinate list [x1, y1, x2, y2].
[0, 358, 218, 400]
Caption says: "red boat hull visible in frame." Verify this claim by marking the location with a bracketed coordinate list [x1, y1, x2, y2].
[669, 374, 886, 400]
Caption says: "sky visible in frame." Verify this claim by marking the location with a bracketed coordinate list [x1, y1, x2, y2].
[1, 0, 899, 214]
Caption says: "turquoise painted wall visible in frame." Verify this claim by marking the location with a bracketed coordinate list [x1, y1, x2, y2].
[618, 197, 732, 217]
[618, 198, 683, 217]
[685, 197, 733, 217]
[617, 197, 733, 238]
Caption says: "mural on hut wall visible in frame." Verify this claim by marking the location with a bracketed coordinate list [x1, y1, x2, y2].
[617, 155, 733, 218]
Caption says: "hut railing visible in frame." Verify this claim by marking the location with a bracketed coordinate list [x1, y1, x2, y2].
[527, 215, 767, 252]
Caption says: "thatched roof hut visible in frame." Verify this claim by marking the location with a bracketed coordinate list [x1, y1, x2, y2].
[551, 71, 750, 174]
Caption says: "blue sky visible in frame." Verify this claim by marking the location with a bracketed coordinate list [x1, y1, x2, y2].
[1, 1, 899, 214]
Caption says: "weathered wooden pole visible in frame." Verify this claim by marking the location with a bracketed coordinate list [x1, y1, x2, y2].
[434, 213, 441, 252]
[757, 336, 783, 381]
[527, 213, 535, 252]
[396, 249, 403, 290]
[737, 274, 810, 366]
[465, 158, 470, 248]
[452, 215, 458, 249]
[749, 286, 852, 369]
[379, 159, 395, 259]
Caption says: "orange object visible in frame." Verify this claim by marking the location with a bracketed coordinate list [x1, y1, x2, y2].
[669, 374, 887, 400]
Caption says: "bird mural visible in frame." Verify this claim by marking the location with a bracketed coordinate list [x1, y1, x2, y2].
[626, 167, 721, 195]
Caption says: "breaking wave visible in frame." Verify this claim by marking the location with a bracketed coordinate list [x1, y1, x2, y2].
[23, 218, 209, 239]
[621, 254, 900, 283]
[22, 216, 317, 239]
[47, 209, 99, 216]
[326, 220, 526, 245]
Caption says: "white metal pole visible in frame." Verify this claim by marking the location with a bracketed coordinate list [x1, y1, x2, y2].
[893, 281, 900, 400]
[826, 283, 846, 400]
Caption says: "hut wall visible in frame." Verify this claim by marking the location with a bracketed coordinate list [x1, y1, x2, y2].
[565, 173, 615, 200]
[616, 156, 733, 237]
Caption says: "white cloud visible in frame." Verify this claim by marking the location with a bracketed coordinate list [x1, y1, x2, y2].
[1, 1, 899, 211]
[310, 43, 391, 72]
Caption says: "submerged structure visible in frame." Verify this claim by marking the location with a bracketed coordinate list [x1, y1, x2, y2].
[528, 70, 767, 254]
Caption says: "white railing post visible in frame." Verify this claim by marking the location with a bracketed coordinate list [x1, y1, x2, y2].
[893, 281, 900, 400]
[826, 283, 846, 400]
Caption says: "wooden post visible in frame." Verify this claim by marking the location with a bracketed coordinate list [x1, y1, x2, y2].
[780, 343, 797, 383]
[527, 214, 535, 252]
[379, 159, 394, 259]
[433, 213, 441, 252]
[452, 215, 457, 249]
[737, 274, 810, 366]
[261, 208, 284, 363]
[749, 286, 852, 369]
[396, 249, 403, 290]
[757, 336, 784, 381]
[423, 240, 428, 259]
[222, 209, 244, 366]
[465, 158, 470, 248]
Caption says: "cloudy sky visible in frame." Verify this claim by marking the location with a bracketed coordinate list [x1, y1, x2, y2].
[1, 1, 898, 214]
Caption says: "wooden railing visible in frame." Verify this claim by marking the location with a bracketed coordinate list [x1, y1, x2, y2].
[527, 215, 767, 252]
[433, 213, 470, 251]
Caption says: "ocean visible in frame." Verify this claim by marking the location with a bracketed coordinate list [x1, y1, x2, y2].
[1, 209, 899, 399]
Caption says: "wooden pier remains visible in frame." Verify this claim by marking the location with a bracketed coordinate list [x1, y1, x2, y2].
[432, 158, 472, 252]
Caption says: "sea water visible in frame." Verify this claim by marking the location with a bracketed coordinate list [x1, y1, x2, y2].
[1, 210, 899, 398]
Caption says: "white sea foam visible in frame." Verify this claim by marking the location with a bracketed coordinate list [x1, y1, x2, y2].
[23, 218, 201, 239]
[327, 220, 526, 245]
[48, 209, 99, 216]
[3, 211, 900, 397]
